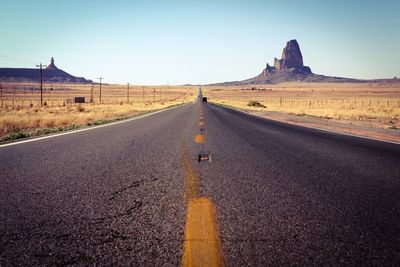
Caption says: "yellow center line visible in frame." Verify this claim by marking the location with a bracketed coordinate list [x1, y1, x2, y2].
[182, 198, 224, 267]
[195, 134, 205, 143]
[181, 144, 224, 267]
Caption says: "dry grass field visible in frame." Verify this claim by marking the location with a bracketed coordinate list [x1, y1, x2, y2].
[203, 82, 400, 130]
[0, 82, 196, 141]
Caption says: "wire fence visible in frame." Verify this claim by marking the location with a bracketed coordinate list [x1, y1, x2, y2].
[0, 83, 194, 108]
[207, 91, 400, 109]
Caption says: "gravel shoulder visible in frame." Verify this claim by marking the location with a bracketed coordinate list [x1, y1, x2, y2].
[213, 103, 400, 144]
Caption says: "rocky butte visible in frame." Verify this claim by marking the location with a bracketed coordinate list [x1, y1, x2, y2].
[262, 39, 312, 76]
[46, 57, 58, 70]
[212, 39, 389, 85]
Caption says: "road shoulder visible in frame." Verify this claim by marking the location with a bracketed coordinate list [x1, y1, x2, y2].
[211, 102, 400, 144]
[0, 102, 191, 147]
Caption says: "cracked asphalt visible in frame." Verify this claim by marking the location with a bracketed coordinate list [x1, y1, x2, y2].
[1, 100, 400, 266]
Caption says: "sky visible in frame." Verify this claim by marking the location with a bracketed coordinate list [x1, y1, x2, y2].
[0, 0, 399, 85]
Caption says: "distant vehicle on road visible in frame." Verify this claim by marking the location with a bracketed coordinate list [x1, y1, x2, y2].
[202, 97, 207, 103]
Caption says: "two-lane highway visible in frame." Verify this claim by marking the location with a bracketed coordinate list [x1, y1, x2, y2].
[1, 100, 400, 266]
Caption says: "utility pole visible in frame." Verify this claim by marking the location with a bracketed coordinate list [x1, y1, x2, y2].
[142, 86, 145, 104]
[127, 83, 130, 104]
[167, 82, 169, 101]
[90, 84, 94, 103]
[36, 63, 47, 106]
[98, 77, 103, 103]
[153, 89, 155, 104]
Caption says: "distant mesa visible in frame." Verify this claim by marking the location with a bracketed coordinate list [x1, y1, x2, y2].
[0, 57, 92, 83]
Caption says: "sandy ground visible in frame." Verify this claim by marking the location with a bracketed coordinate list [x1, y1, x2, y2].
[0, 83, 197, 141]
[244, 109, 400, 143]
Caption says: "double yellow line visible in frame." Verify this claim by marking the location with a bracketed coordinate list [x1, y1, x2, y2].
[181, 106, 224, 267]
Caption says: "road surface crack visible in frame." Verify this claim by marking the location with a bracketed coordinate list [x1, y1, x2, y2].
[109, 180, 144, 201]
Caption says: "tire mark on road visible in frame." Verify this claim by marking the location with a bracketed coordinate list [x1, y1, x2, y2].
[109, 180, 144, 201]
[90, 200, 143, 224]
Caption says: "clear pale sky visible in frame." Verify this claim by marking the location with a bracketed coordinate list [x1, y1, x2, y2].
[0, 0, 399, 84]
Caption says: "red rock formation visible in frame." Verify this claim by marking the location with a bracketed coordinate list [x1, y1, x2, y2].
[262, 40, 312, 76]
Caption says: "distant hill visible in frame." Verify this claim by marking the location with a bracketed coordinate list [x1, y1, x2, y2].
[0, 57, 92, 83]
[210, 40, 399, 85]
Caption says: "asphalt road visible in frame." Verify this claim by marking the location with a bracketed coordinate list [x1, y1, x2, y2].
[1, 99, 400, 266]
